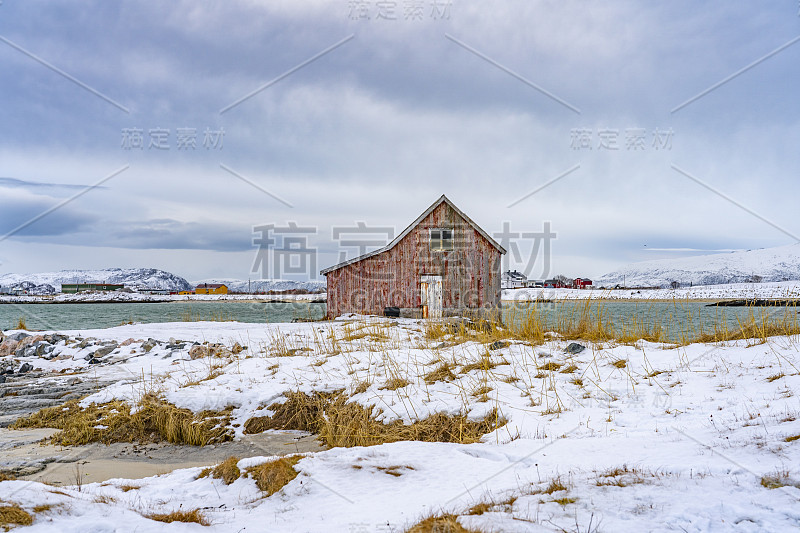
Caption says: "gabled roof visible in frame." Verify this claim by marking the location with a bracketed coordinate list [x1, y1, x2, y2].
[321, 195, 506, 275]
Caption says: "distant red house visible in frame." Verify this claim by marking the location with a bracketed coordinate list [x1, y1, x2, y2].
[543, 279, 566, 288]
[574, 278, 593, 289]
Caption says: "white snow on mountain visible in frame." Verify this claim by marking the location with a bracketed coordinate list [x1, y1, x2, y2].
[0, 268, 192, 293]
[596, 243, 800, 288]
[190, 278, 326, 293]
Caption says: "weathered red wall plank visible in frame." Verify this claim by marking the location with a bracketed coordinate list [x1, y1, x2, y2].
[325, 202, 501, 318]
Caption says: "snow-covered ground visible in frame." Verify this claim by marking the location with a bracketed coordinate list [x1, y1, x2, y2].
[596, 243, 800, 288]
[1, 318, 799, 531]
[505, 280, 800, 302]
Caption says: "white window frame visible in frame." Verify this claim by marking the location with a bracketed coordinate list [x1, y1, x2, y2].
[430, 227, 453, 252]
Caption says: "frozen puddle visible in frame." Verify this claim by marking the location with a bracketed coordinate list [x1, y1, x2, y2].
[0, 427, 322, 485]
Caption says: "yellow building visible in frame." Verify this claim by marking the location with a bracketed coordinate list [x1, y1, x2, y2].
[194, 283, 228, 295]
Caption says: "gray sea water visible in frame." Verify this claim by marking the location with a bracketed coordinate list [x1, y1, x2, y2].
[0, 301, 327, 331]
[2, 300, 797, 342]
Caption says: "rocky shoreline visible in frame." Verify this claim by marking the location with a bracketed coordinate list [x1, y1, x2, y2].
[0, 330, 322, 484]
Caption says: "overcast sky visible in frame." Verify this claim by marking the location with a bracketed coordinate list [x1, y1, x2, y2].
[1, 1, 798, 282]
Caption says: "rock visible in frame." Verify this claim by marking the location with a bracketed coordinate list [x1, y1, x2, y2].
[93, 343, 118, 358]
[565, 342, 586, 354]
[189, 345, 209, 359]
[7, 332, 30, 342]
[87, 357, 101, 365]
[231, 342, 244, 354]
[67, 377, 82, 386]
[33, 342, 55, 357]
[14, 335, 44, 357]
[120, 338, 136, 346]
[142, 339, 158, 352]
[0, 375, 5, 384]
[488, 340, 510, 351]
[18, 363, 33, 374]
[0, 339, 19, 356]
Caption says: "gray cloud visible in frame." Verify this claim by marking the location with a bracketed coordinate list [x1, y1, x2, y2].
[0, 1, 798, 278]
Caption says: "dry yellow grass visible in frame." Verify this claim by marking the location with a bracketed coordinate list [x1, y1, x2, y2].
[14, 317, 27, 331]
[244, 391, 506, 448]
[246, 456, 302, 496]
[208, 456, 241, 485]
[690, 309, 800, 345]
[0, 503, 33, 528]
[424, 363, 457, 384]
[504, 300, 800, 345]
[461, 355, 499, 374]
[406, 513, 482, 533]
[380, 378, 411, 391]
[12, 395, 233, 446]
[145, 508, 209, 525]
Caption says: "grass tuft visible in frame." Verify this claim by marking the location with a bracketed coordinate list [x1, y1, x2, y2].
[760, 469, 798, 490]
[244, 391, 506, 448]
[461, 355, 498, 374]
[145, 509, 209, 525]
[0, 503, 33, 529]
[406, 513, 482, 533]
[539, 477, 568, 495]
[12, 395, 233, 446]
[380, 378, 412, 391]
[539, 362, 562, 372]
[560, 364, 579, 374]
[424, 363, 457, 384]
[210, 456, 241, 485]
[246, 456, 302, 496]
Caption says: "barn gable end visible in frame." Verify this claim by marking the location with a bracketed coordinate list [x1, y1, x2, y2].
[322, 195, 505, 319]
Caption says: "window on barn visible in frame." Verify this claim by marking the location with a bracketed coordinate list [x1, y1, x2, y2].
[430, 228, 453, 251]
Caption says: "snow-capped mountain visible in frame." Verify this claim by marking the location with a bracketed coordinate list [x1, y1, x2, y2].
[191, 278, 326, 293]
[0, 268, 192, 293]
[596, 243, 800, 288]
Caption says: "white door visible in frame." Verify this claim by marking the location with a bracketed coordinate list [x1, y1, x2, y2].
[420, 275, 443, 319]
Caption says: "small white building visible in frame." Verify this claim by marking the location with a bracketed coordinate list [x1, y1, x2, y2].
[501, 270, 528, 289]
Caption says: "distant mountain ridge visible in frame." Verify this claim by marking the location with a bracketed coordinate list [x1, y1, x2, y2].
[596, 244, 800, 288]
[0, 268, 192, 293]
[191, 278, 326, 293]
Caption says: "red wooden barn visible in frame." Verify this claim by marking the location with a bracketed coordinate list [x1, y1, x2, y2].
[321, 195, 506, 319]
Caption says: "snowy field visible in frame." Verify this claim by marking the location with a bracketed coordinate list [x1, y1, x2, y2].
[504, 280, 800, 302]
[1, 318, 799, 531]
